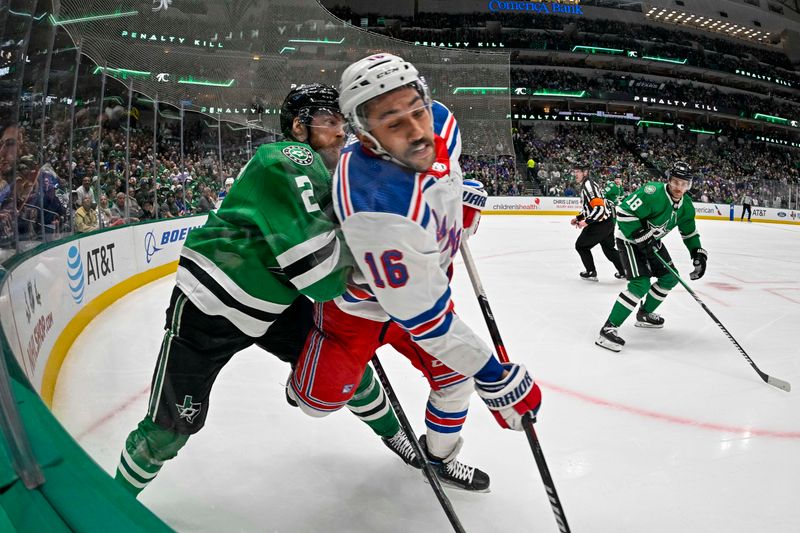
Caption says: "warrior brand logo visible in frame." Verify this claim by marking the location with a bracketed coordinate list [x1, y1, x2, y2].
[342, 384, 354, 394]
[282, 145, 314, 166]
[482, 373, 533, 408]
[176, 395, 202, 423]
[144, 231, 163, 264]
[463, 191, 487, 208]
[66, 245, 85, 304]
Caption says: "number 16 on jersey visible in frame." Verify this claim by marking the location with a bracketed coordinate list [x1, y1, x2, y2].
[364, 251, 409, 288]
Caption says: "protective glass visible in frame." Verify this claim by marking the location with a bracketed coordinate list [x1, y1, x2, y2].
[362, 102, 432, 133]
[305, 108, 346, 132]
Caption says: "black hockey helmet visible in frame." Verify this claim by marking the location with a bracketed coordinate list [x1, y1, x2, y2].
[670, 161, 693, 181]
[280, 84, 341, 141]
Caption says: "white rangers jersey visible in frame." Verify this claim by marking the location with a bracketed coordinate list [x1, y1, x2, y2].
[332, 101, 494, 377]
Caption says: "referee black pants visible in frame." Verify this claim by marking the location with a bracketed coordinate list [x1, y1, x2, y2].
[575, 217, 624, 274]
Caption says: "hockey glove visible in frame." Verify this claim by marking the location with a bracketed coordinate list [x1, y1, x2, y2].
[462, 179, 487, 239]
[690, 247, 708, 280]
[475, 363, 542, 431]
[631, 227, 662, 257]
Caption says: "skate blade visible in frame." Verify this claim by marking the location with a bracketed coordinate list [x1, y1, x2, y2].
[634, 321, 664, 329]
[423, 475, 491, 494]
[595, 338, 622, 352]
[580, 277, 598, 282]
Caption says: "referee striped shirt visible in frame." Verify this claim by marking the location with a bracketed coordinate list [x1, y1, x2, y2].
[579, 178, 611, 223]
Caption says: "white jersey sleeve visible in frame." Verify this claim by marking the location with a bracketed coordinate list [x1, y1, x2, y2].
[341, 211, 493, 377]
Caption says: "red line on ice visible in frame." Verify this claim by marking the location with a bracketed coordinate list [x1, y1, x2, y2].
[540, 380, 800, 439]
[76, 386, 150, 441]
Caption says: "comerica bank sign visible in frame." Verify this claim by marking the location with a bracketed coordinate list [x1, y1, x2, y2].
[488, 0, 584, 15]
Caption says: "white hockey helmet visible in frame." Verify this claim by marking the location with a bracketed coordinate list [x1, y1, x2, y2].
[339, 53, 431, 157]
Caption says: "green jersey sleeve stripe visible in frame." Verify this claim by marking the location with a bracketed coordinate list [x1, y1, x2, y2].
[276, 230, 336, 267]
[282, 237, 338, 280]
[289, 239, 342, 291]
[180, 247, 289, 314]
[681, 230, 699, 240]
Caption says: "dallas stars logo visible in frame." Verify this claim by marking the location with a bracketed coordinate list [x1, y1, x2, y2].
[176, 395, 202, 423]
[282, 145, 314, 166]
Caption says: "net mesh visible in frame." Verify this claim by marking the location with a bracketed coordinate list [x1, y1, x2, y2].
[57, 0, 513, 155]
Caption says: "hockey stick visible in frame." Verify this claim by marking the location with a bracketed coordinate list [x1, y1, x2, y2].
[459, 242, 571, 533]
[370, 354, 466, 533]
[653, 252, 791, 392]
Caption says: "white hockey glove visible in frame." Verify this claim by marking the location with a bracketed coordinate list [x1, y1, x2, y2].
[462, 179, 487, 239]
[475, 363, 542, 431]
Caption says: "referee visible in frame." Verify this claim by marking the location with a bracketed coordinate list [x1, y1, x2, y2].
[570, 163, 625, 281]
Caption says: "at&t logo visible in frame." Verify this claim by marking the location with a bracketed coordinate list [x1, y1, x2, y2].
[67, 245, 85, 304]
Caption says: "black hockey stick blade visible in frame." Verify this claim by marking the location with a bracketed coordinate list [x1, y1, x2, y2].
[653, 252, 791, 393]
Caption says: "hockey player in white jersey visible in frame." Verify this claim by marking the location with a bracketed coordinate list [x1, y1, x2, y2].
[287, 53, 542, 492]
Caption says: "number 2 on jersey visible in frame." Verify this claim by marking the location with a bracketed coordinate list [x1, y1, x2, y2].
[295, 175, 320, 213]
[364, 251, 409, 288]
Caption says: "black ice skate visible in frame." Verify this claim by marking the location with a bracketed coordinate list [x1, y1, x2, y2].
[595, 321, 625, 352]
[419, 435, 490, 493]
[382, 430, 422, 469]
[635, 307, 665, 329]
[579, 270, 598, 282]
[614, 272, 626, 280]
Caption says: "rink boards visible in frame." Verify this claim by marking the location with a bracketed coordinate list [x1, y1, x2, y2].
[0, 215, 207, 404]
[484, 196, 800, 225]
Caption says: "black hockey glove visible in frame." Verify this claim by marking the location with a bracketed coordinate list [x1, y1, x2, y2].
[690, 248, 708, 280]
[631, 227, 662, 258]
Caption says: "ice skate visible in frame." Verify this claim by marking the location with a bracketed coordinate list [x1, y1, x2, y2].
[635, 307, 665, 329]
[382, 430, 422, 469]
[596, 321, 625, 352]
[579, 270, 598, 282]
[419, 435, 490, 493]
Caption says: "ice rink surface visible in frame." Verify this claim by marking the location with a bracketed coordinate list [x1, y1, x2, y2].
[52, 216, 800, 533]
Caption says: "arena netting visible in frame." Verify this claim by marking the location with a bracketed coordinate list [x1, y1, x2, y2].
[56, 0, 513, 155]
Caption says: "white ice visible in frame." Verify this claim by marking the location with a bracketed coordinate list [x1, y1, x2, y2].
[52, 216, 800, 533]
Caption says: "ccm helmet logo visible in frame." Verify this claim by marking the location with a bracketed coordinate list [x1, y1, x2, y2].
[376, 66, 400, 79]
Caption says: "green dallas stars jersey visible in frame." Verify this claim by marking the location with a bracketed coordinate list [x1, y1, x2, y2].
[604, 180, 623, 205]
[175, 141, 351, 337]
[615, 181, 702, 252]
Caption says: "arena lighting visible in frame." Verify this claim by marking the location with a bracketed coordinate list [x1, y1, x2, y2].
[642, 55, 688, 64]
[9, 9, 49, 20]
[572, 45, 624, 54]
[279, 47, 296, 54]
[177, 77, 235, 87]
[92, 66, 151, 79]
[637, 120, 673, 127]
[287, 37, 345, 44]
[49, 9, 138, 25]
[754, 113, 789, 124]
[690, 128, 719, 135]
[453, 87, 508, 94]
[532, 89, 587, 97]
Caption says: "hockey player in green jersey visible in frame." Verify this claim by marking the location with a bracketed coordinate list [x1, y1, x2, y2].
[604, 177, 624, 207]
[596, 161, 708, 352]
[115, 85, 419, 497]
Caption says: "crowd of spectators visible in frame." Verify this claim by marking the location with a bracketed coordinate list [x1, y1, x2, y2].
[512, 69, 800, 120]
[0, 106, 257, 248]
[514, 125, 799, 207]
